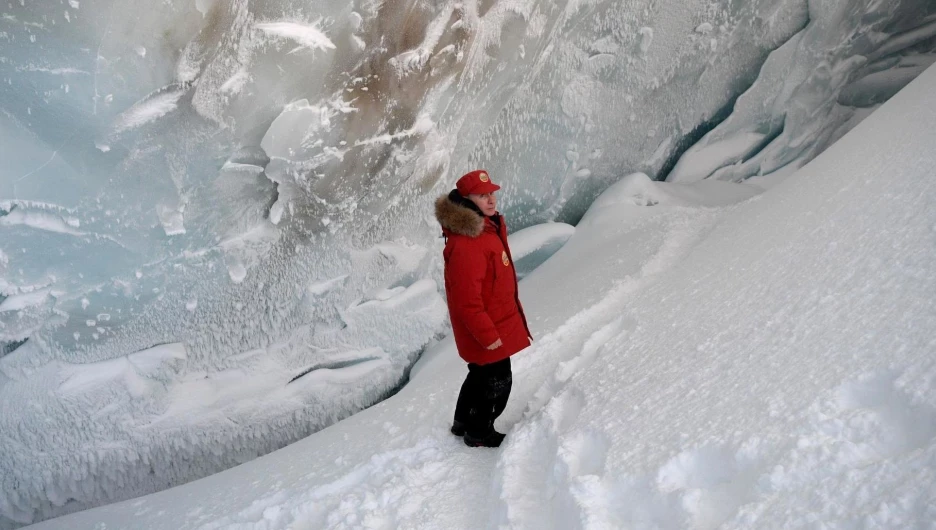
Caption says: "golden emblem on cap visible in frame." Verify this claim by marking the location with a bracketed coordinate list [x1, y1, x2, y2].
[502, 250, 509, 266]
[479, 172, 489, 183]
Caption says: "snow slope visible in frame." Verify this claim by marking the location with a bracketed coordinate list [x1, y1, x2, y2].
[26, 63, 936, 530]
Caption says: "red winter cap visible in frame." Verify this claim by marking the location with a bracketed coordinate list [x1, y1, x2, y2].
[456, 170, 501, 196]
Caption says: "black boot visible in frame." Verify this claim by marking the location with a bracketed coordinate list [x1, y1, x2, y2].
[464, 430, 506, 448]
[451, 420, 466, 436]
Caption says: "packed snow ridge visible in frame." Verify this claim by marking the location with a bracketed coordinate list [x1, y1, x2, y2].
[2, 0, 936, 527]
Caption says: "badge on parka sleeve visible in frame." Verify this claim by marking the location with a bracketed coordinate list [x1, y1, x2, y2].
[502, 250, 509, 266]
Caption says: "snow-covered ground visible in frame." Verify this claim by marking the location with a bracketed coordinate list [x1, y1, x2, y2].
[25, 64, 936, 530]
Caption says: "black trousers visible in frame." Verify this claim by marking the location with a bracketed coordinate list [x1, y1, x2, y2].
[453, 357, 512, 436]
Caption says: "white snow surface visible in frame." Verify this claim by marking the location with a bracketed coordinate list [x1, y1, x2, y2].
[508, 223, 575, 259]
[505, 222, 575, 280]
[255, 21, 336, 53]
[27, 64, 936, 530]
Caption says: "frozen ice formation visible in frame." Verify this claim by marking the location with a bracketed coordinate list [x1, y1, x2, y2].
[666, 1, 936, 184]
[508, 222, 576, 280]
[0, 0, 933, 526]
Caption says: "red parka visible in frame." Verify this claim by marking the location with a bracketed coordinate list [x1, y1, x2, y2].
[435, 193, 532, 365]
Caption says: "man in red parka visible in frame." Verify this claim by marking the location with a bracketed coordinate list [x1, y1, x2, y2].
[435, 170, 532, 447]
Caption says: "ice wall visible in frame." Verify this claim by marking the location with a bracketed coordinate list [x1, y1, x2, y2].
[0, 0, 932, 526]
[667, 1, 936, 183]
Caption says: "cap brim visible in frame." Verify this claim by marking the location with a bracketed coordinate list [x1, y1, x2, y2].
[473, 182, 501, 194]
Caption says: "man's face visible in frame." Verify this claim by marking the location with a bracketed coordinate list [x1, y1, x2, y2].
[467, 192, 497, 216]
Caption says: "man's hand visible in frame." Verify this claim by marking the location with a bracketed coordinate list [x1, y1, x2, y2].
[486, 338, 503, 350]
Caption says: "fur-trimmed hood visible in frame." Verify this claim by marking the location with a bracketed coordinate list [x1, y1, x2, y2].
[435, 192, 486, 237]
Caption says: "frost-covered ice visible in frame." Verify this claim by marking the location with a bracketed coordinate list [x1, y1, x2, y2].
[0, 202, 83, 236]
[2, 0, 935, 526]
[0, 275, 451, 527]
[110, 89, 186, 134]
[0, 287, 53, 313]
[254, 21, 336, 53]
[666, 1, 936, 184]
[26, 64, 936, 530]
